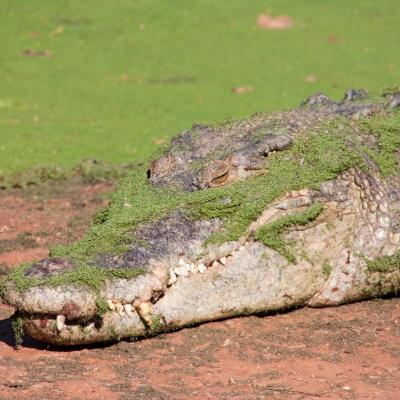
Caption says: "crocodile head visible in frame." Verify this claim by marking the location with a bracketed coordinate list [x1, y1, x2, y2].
[2, 90, 400, 346]
[148, 125, 293, 190]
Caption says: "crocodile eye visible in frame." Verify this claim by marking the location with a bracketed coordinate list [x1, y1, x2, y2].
[211, 170, 229, 185]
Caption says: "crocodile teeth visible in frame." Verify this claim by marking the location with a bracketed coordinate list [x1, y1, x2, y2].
[115, 302, 124, 317]
[184, 263, 191, 271]
[56, 315, 66, 331]
[174, 266, 189, 277]
[212, 261, 220, 268]
[87, 322, 95, 329]
[139, 302, 152, 315]
[220, 256, 227, 265]
[190, 263, 197, 274]
[198, 263, 206, 274]
[178, 258, 186, 267]
[107, 300, 116, 311]
[137, 302, 153, 326]
[168, 269, 177, 285]
[123, 303, 134, 318]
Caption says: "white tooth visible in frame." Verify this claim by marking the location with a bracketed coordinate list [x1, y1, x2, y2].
[174, 267, 189, 277]
[123, 303, 134, 318]
[220, 256, 227, 265]
[56, 315, 66, 331]
[115, 302, 124, 316]
[190, 263, 197, 274]
[178, 258, 186, 267]
[168, 269, 178, 285]
[212, 261, 219, 268]
[107, 300, 116, 311]
[198, 263, 206, 274]
[139, 302, 152, 314]
[231, 250, 238, 256]
[239, 245, 245, 251]
[184, 263, 191, 271]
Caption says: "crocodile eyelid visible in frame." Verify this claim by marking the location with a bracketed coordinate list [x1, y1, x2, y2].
[212, 170, 230, 184]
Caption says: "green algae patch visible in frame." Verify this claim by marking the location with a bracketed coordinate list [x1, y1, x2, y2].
[48, 111, 400, 267]
[50, 169, 186, 261]
[4, 262, 145, 295]
[3, 263, 38, 294]
[255, 202, 324, 263]
[366, 251, 400, 273]
[360, 111, 400, 177]
[322, 261, 333, 278]
[11, 312, 24, 349]
[187, 120, 364, 246]
[95, 297, 109, 317]
[148, 314, 165, 334]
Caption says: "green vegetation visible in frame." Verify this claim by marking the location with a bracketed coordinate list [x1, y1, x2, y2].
[52, 111, 400, 263]
[360, 112, 400, 176]
[95, 297, 109, 317]
[50, 118, 358, 263]
[108, 327, 121, 342]
[11, 313, 24, 349]
[149, 314, 165, 333]
[1, 0, 400, 177]
[254, 202, 324, 263]
[322, 261, 333, 277]
[4, 262, 145, 295]
[366, 251, 400, 273]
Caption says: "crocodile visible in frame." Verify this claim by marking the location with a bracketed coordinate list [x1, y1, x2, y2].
[2, 89, 400, 346]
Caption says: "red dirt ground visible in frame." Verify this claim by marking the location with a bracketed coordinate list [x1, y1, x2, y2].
[0, 181, 399, 400]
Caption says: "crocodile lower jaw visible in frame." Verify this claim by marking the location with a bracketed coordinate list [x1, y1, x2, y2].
[15, 243, 254, 345]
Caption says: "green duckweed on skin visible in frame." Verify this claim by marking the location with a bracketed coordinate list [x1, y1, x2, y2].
[95, 297, 109, 317]
[366, 251, 400, 273]
[322, 261, 333, 278]
[360, 112, 400, 177]
[11, 313, 24, 349]
[149, 314, 165, 333]
[254, 202, 324, 263]
[3, 262, 145, 296]
[52, 111, 399, 260]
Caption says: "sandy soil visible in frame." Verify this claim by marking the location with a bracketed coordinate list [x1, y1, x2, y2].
[0, 181, 114, 270]
[0, 181, 399, 400]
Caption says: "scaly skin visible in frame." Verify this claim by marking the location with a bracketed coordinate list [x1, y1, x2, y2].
[2, 90, 400, 345]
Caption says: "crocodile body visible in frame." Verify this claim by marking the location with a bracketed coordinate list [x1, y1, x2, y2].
[2, 90, 400, 345]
